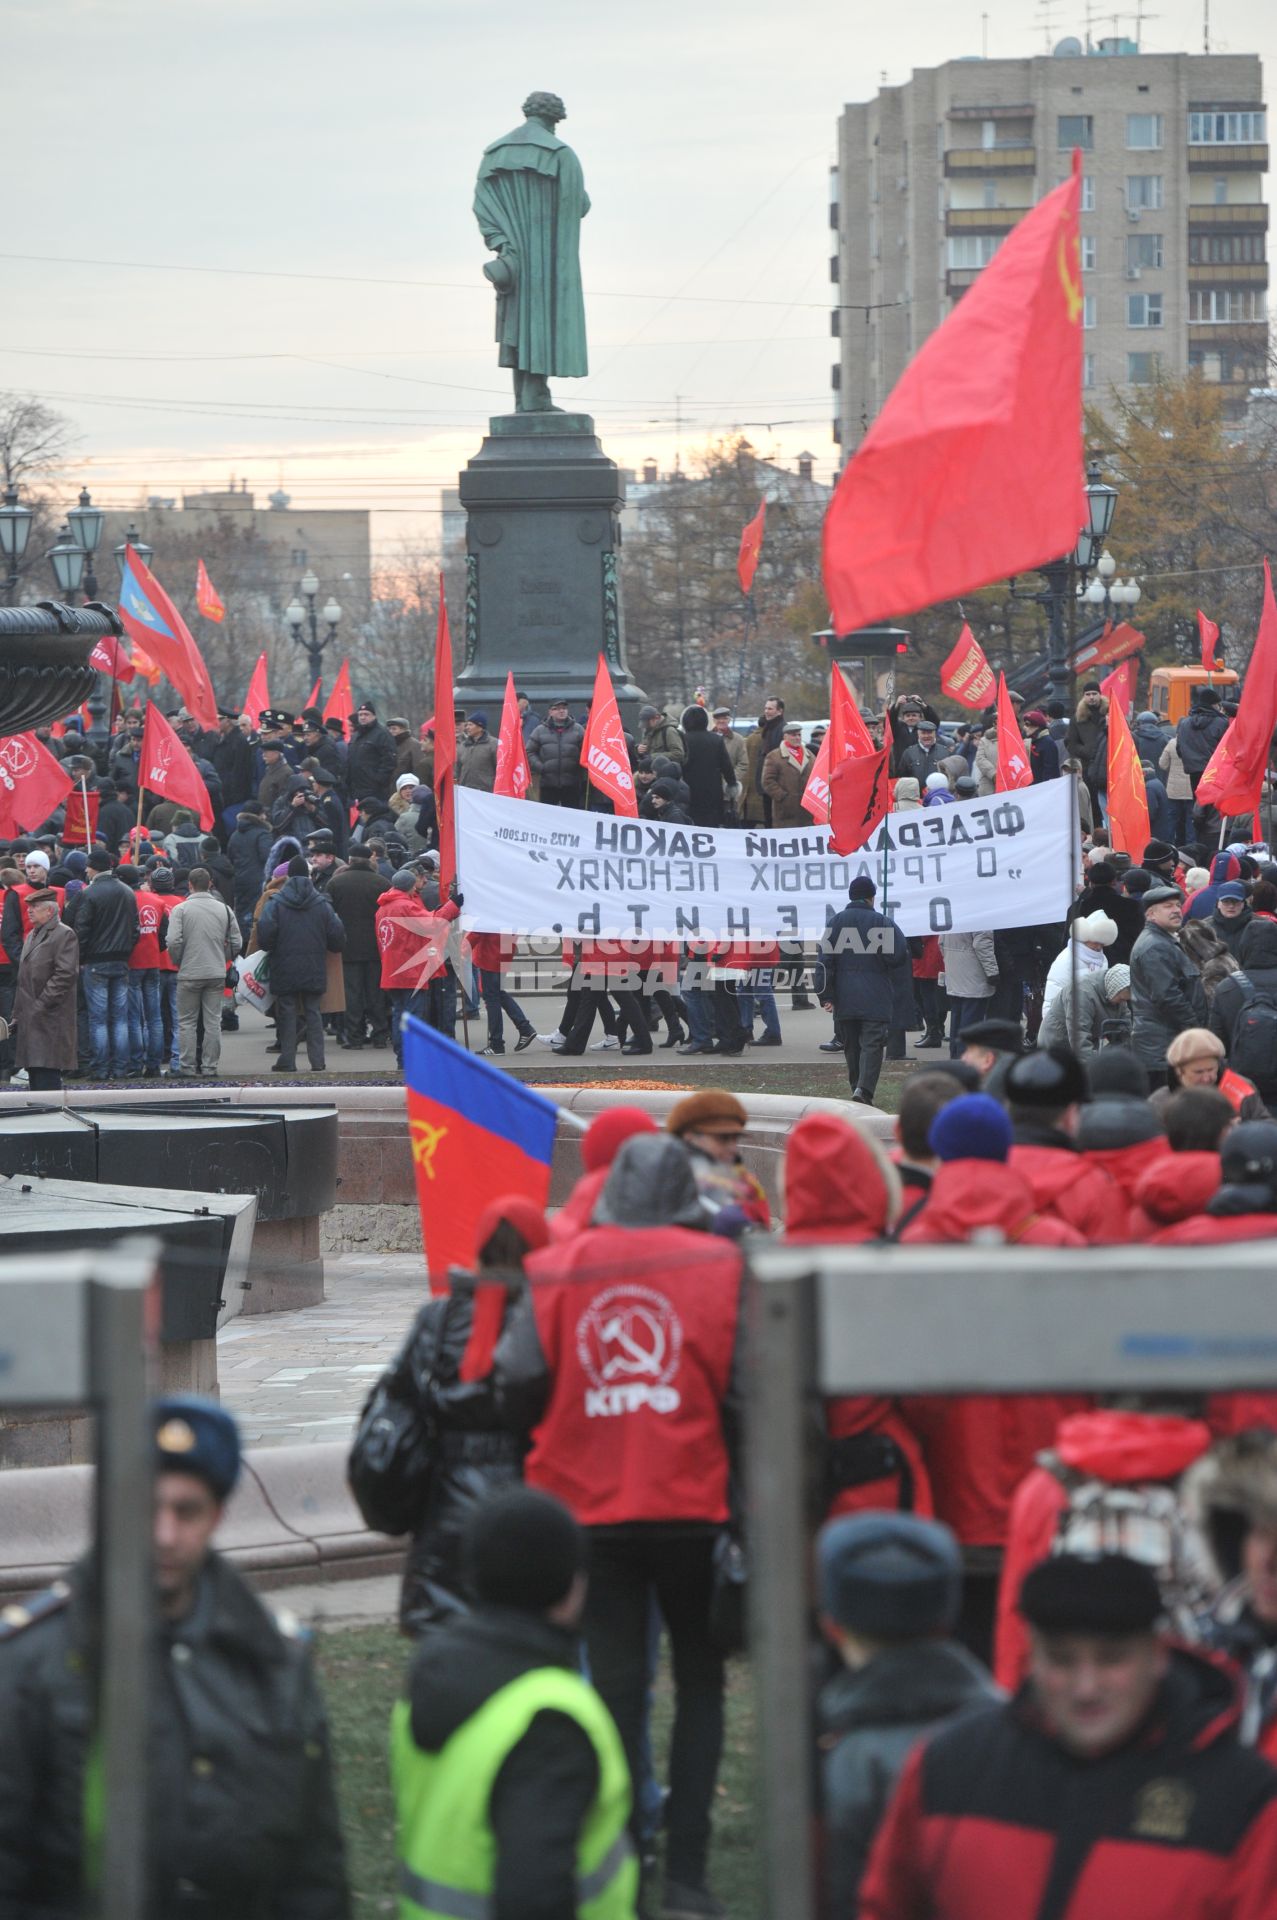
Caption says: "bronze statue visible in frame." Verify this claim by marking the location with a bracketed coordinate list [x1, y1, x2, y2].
[474, 92, 590, 413]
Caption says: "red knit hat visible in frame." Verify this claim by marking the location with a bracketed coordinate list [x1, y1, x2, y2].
[473, 1193, 550, 1256]
[581, 1105, 659, 1173]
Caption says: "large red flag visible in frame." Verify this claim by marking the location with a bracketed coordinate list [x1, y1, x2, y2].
[196, 559, 225, 623]
[323, 659, 354, 728]
[823, 159, 1085, 633]
[1106, 694, 1150, 858]
[1197, 560, 1277, 818]
[1198, 610, 1221, 674]
[1099, 658, 1136, 718]
[0, 734, 73, 838]
[803, 666, 874, 822]
[434, 582, 457, 894]
[828, 743, 892, 855]
[737, 499, 766, 595]
[242, 652, 270, 722]
[494, 672, 532, 800]
[995, 674, 1032, 791]
[137, 702, 215, 831]
[940, 624, 996, 711]
[117, 545, 218, 729]
[582, 655, 638, 817]
[88, 633, 137, 684]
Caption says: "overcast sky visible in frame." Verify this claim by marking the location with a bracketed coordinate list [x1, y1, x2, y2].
[4, 0, 1272, 569]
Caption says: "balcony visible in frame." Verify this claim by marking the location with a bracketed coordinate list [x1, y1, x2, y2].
[948, 103, 1034, 120]
[1188, 321, 1269, 345]
[1188, 143, 1268, 171]
[945, 146, 1036, 176]
[1188, 261, 1268, 285]
[946, 268, 983, 297]
[945, 206, 1026, 234]
[1188, 203, 1269, 230]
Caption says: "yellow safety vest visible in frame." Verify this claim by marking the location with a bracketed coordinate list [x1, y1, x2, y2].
[390, 1665, 637, 1920]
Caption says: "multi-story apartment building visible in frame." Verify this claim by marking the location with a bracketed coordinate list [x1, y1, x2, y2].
[832, 45, 1268, 448]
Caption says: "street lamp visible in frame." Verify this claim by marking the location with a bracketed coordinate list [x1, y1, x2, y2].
[0, 484, 33, 605]
[67, 486, 105, 601]
[286, 572, 342, 700]
[113, 521, 154, 580]
[1080, 550, 1142, 622]
[47, 524, 86, 598]
[1011, 457, 1121, 706]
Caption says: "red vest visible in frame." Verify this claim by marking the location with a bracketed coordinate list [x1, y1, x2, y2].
[375, 892, 457, 991]
[130, 889, 165, 969]
[522, 1226, 741, 1528]
[153, 891, 183, 972]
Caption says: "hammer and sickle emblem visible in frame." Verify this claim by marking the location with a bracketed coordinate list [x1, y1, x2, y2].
[409, 1120, 449, 1179]
[1057, 228, 1083, 324]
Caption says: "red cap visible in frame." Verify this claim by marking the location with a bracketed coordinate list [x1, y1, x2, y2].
[473, 1193, 550, 1256]
[581, 1105, 659, 1173]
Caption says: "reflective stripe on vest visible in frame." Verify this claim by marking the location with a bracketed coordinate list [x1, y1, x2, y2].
[391, 1666, 636, 1920]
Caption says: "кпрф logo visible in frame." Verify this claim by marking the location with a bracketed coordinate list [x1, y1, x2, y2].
[576, 1283, 683, 1418]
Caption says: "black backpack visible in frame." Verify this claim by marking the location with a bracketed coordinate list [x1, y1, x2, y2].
[1229, 974, 1277, 1086]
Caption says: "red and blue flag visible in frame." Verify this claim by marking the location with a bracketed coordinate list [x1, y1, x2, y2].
[402, 1018, 557, 1287]
[116, 544, 218, 729]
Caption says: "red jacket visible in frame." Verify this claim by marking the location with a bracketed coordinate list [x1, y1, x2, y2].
[860, 1647, 1277, 1920]
[902, 1160, 1088, 1546]
[375, 892, 458, 991]
[153, 890, 183, 972]
[547, 1165, 610, 1244]
[465, 929, 514, 973]
[783, 1114, 931, 1519]
[130, 889, 165, 969]
[1081, 1135, 1168, 1218]
[1009, 1131, 1129, 1242]
[993, 1410, 1213, 1690]
[517, 1227, 742, 1528]
[1128, 1151, 1221, 1240]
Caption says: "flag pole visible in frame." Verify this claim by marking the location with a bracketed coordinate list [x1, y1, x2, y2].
[1069, 766, 1083, 1048]
[80, 777, 93, 854]
[134, 781, 146, 851]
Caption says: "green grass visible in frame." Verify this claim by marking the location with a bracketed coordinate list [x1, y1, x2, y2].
[316, 1626, 761, 1917]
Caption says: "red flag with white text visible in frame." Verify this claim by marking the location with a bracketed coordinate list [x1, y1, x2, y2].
[196, 559, 225, 623]
[138, 702, 215, 831]
[995, 674, 1032, 791]
[88, 633, 137, 684]
[0, 734, 73, 838]
[494, 672, 531, 800]
[940, 624, 995, 711]
[582, 655, 637, 816]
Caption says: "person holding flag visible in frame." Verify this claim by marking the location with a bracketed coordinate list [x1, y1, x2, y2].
[376, 863, 461, 1061]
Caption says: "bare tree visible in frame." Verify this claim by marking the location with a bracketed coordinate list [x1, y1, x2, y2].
[0, 392, 78, 602]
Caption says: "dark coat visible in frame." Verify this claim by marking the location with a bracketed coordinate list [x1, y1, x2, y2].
[209, 725, 256, 808]
[526, 716, 584, 793]
[13, 918, 79, 1071]
[255, 874, 345, 994]
[68, 874, 137, 964]
[681, 729, 738, 828]
[813, 902, 909, 1023]
[1176, 702, 1229, 778]
[1130, 921, 1209, 1069]
[456, 731, 498, 792]
[345, 717, 398, 803]
[327, 862, 391, 965]
[1067, 882, 1145, 967]
[0, 1553, 349, 1920]
[387, 1272, 527, 1636]
[228, 814, 273, 911]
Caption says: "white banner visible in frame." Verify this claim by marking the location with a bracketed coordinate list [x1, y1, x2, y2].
[455, 781, 1078, 942]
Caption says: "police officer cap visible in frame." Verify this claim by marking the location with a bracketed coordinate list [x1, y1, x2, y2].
[1019, 1553, 1162, 1636]
[1141, 884, 1182, 908]
[1005, 1045, 1088, 1109]
[958, 1018, 1023, 1053]
[152, 1395, 241, 1499]
[262, 709, 294, 730]
[819, 1513, 962, 1639]
[464, 1488, 585, 1614]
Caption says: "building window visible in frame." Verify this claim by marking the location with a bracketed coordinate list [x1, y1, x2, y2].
[1126, 113, 1163, 149]
[1127, 292, 1163, 327]
[1083, 293, 1097, 329]
[1127, 352, 1161, 383]
[291, 548, 308, 567]
[982, 180, 997, 208]
[1189, 288, 1268, 323]
[1188, 109, 1266, 144]
[830, 308, 841, 337]
[946, 234, 1002, 268]
[832, 418, 842, 444]
[1083, 352, 1097, 389]
[1081, 175, 1096, 212]
[1059, 115, 1094, 149]
[831, 363, 841, 391]
[1082, 235, 1097, 270]
[1127, 232, 1164, 269]
[829, 254, 840, 283]
[982, 119, 997, 150]
[1126, 175, 1164, 210]
[1213, 177, 1229, 205]
[828, 202, 839, 231]
[1189, 232, 1265, 264]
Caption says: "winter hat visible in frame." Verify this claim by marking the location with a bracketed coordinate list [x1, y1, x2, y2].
[848, 876, 876, 902]
[1073, 910, 1118, 947]
[395, 773, 420, 791]
[924, 772, 950, 792]
[62, 850, 87, 877]
[581, 1105, 659, 1173]
[1191, 1430, 1277, 1584]
[464, 1487, 585, 1615]
[893, 777, 922, 806]
[285, 855, 309, 877]
[818, 1513, 962, 1640]
[23, 850, 50, 870]
[1183, 866, 1211, 892]
[1086, 860, 1117, 885]
[87, 849, 113, 872]
[1217, 881, 1247, 902]
[1006, 1045, 1089, 1110]
[1081, 1044, 1148, 1101]
[594, 1135, 704, 1229]
[473, 1193, 549, 1260]
[1166, 1027, 1224, 1070]
[466, 710, 489, 730]
[390, 867, 418, 891]
[1196, 685, 1222, 707]
[1136, 710, 1159, 726]
[639, 704, 660, 721]
[356, 699, 377, 714]
[667, 1090, 747, 1138]
[955, 775, 978, 796]
[1220, 1120, 1277, 1188]
[348, 845, 373, 863]
[1122, 868, 1154, 897]
[1023, 709, 1049, 729]
[929, 1092, 1012, 1164]
[271, 862, 291, 880]
[1143, 839, 1177, 868]
[1102, 963, 1132, 1001]
[1019, 1554, 1162, 1635]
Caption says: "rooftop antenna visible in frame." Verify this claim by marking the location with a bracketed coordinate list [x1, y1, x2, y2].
[982, 11, 989, 55]
[1035, 0, 1059, 51]
[1203, 0, 1210, 50]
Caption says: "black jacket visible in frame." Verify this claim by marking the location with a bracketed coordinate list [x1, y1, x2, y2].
[386, 1272, 527, 1636]
[95, 796, 134, 851]
[327, 863, 390, 964]
[209, 727, 256, 808]
[0, 1554, 349, 1920]
[526, 718, 584, 793]
[406, 1607, 599, 1920]
[228, 814, 273, 910]
[346, 718, 398, 803]
[681, 730, 738, 828]
[1176, 703, 1229, 777]
[813, 902, 909, 1023]
[200, 847, 236, 908]
[255, 874, 345, 993]
[1130, 921, 1208, 1069]
[68, 873, 138, 963]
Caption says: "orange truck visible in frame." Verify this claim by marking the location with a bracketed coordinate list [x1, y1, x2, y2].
[1148, 665, 1239, 727]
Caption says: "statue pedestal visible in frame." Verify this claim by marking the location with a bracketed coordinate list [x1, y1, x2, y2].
[455, 413, 645, 723]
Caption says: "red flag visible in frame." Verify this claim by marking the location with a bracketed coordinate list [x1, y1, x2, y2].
[823, 159, 1085, 633]
[242, 652, 270, 723]
[196, 559, 225, 623]
[117, 545, 218, 729]
[434, 582, 457, 894]
[582, 655, 638, 817]
[88, 633, 137, 684]
[828, 744, 892, 854]
[940, 624, 996, 711]
[0, 734, 73, 838]
[737, 499, 766, 595]
[1106, 693, 1150, 858]
[995, 674, 1032, 791]
[803, 666, 873, 823]
[323, 659, 354, 728]
[137, 702, 215, 831]
[494, 672, 531, 800]
[1198, 609, 1221, 674]
[63, 786, 100, 850]
[1099, 658, 1136, 717]
[1197, 559, 1277, 818]
[302, 676, 320, 712]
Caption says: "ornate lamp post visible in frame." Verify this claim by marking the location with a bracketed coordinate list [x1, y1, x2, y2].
[113, 521, 154, 581]
[1081, 549, 1143, 624]
[1010, 459, 1120, 704]
[67, 486, 105, 602]
[0, 485, 33, 605]
[286, 567, 342, 700]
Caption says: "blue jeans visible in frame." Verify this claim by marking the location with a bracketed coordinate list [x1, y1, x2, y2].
[736, 977, 781, 1040]
[128, 969, 163, 1073]
[83, 961, 131, 1079]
